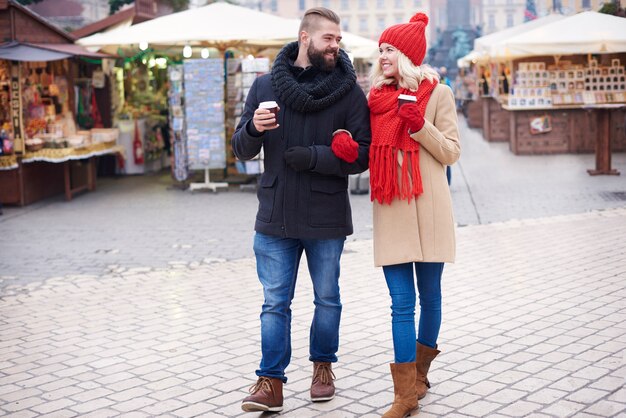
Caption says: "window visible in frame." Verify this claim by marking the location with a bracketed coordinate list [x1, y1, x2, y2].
[414, 0, 422, 6]
[322, 0, 330, 7]
[395, 0, 403, 8]
[488, 13, 495, 29]
[359, 16, 368, 31]
[359, 0, 367, 8]
[270, 0, 277, 12]
[341, 0, 349, 10]
[299, 0, 305, 11]
[377, 0, 384, 8]
[506, 12, 514, 27]
[395, 14, 403, 23]
[377, 15, 385, 31]
[342, 18, 350, 31]
[582, 0, 591, 7]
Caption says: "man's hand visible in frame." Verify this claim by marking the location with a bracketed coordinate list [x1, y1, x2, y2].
[252, 106, 280, 132]
[284, 146, 315, 171]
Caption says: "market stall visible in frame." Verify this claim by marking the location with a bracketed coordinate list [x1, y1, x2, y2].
[460, 11, 626, 174]
[457, 14, 566, 134]
[77, 2, 377, 188]
[0, 1, 121, 206]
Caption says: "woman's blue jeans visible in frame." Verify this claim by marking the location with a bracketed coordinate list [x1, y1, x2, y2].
[253, 232, 345, 382]
[383, 262, 444, 363]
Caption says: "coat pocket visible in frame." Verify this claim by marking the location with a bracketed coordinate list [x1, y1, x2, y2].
[308, 176, 348, 227]
[256, 173, 277, 223]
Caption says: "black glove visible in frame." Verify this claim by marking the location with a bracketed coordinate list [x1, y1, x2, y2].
[284, 146, 316, 171]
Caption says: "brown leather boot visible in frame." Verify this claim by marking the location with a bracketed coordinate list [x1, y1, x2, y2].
[241, 376, 283, 412]
[383, 362, 418, 418]
[310, 361, 336, 402]
[416, 342, 440, 399]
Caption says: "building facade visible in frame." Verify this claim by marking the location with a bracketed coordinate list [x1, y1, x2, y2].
[236, 0, 608, 41]
[480, 0, 604, 34]
[238, 0, 434, 43]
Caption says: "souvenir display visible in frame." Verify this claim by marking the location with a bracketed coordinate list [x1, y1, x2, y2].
[183, 58, 226, 170]
[226, 57, 269, 176]
[168, 64, 188, 182]
[508, 59, 626, 108]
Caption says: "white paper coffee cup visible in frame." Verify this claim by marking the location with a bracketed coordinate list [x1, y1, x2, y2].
[398, 94, 417, 108]
[259, 101, 278, 127]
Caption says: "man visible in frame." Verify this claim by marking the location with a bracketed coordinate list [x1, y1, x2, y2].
[232, 7, 371, 413]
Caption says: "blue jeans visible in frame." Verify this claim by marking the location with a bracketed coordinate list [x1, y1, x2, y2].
[253, 232, 345, 382]
[383, 262, 444, 363]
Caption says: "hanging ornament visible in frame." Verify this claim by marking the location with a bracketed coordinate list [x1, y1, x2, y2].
[133, 119, 144, 164]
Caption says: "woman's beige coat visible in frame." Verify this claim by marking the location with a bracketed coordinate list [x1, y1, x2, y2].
[373, 84, 461, 266]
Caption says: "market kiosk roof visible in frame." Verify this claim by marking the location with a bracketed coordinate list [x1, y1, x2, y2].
[458, 14, 566, 66]
[474, 14, 565, 57]
[76, 2, 378, 58]
[501, 11, 626, 57]
[77, 2, 299, 49]
[0, 42, 113, 61]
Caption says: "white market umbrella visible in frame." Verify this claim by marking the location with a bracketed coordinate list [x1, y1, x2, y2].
[77, 2, 299, 50]
[78, 2, 377, 58]
[497, 11, 626, 58]
[456, 15, 566, 67]
[457, 50, 486, 68]
[473, 14, 565, 57]
[340, 31, 378, 59]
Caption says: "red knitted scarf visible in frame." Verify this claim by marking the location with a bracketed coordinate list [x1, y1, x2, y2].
[368, 80, 437, 205]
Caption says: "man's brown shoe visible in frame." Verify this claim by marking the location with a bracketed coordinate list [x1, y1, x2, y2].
[310, 362, 336, 402]
[241, 376, 283, 412]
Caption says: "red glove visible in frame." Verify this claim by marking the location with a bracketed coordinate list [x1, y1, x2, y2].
[398, 102, 425, 133]
[331, 129, 359, 163]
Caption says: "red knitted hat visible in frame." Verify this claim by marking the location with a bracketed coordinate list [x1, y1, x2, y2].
[378, 13, 429, 66]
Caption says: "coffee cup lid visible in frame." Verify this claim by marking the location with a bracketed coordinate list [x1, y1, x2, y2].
[259, 101, 278, 108]
[398, 94, 417, 101]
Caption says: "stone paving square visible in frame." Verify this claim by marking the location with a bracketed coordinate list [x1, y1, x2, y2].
[1, 207, 625, 417]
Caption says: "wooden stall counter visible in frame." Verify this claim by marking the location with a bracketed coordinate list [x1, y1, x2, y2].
[482, 97, 510, 142]
[465, 97, 484, 129]
[0, 143, 124, 206]
[503, 104, 625, 175]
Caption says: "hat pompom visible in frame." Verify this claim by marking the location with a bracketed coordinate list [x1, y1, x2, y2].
[409, 12, 429, 26]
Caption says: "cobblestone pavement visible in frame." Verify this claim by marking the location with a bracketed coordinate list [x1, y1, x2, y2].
[1, 117, 625, 287]
[0, 116, 625, 417]
[0, 207, 624, 417]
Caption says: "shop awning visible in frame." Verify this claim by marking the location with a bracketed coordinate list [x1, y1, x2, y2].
[0, 42, 113, 62]
[501, 11, 626, 57]
[473, 14, 566, 57]
[77, 2, 377, 58]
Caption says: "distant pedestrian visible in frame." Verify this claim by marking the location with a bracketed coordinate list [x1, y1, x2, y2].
[439, 66, 452, 88]
[368, 12, 460, 417]
[231, 6, 371, 414]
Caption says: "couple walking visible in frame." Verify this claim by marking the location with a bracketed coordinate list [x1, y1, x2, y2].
[231, 7, 460, 417]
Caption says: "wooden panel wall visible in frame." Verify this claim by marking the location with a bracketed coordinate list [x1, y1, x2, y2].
[13, 8, 69, 43]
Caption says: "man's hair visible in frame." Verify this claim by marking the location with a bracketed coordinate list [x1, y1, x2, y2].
[299, 7, 340, 36]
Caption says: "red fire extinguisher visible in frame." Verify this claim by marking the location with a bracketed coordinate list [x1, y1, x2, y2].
[133, 119, 144, 165]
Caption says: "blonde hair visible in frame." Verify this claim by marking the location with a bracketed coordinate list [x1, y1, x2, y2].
[370, 50, 440, 91]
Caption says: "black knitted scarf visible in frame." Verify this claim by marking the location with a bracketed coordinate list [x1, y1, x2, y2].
[271, 41, 357, 113]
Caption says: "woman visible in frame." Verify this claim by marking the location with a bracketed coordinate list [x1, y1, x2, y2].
[368, 13, 460, 418]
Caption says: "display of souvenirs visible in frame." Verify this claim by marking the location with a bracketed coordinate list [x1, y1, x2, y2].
[226, 57, 269, 176]
[183, 58, 226, 170]
[581, 58, 626, 103]
[508, 59, 626, 108]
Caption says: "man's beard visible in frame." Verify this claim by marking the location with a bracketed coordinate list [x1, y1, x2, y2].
[307, 40, 339, 72]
